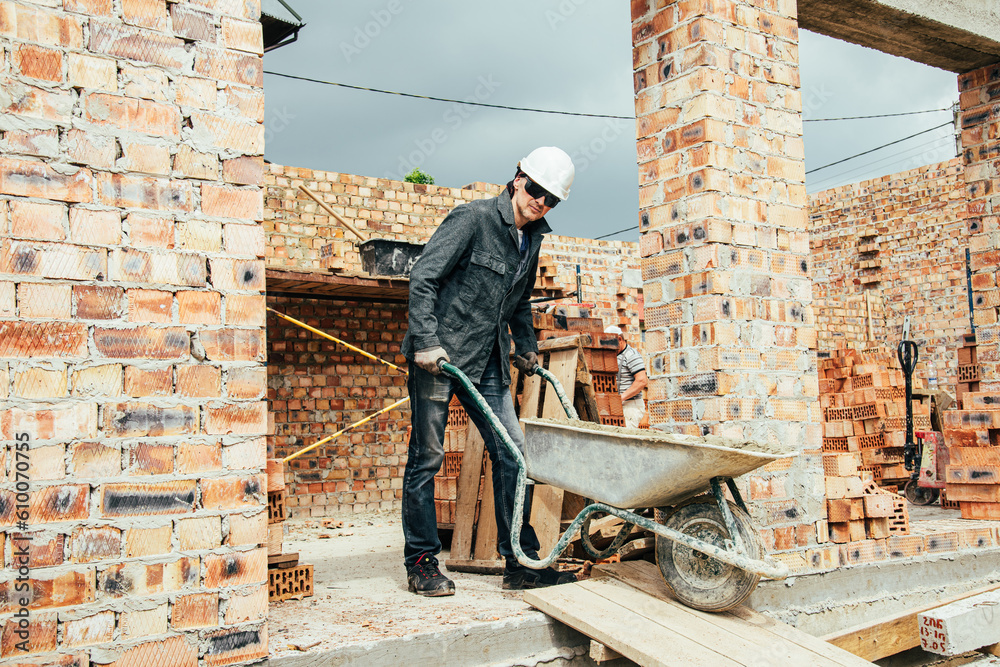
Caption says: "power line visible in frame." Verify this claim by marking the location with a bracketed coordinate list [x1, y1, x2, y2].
[804, 106, 953, 122]
[806, 121, 954, 175]
[809, 135, 955, 190]
[263, 70, 635, 120]
[594, 226, 636, 240]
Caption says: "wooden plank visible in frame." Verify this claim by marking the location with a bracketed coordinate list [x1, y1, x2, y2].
[520, 373, 543, 422]
[618, 536, 654, 560]
[589, 640, 623, 664]
[594, 561, 873, 667]
[524, 581, 743, 667]
[822, 581, 1000, 661]
[537, 335, 582, 352]
[450, 423, 486, 561]
[267, 552, 299, 569]
[541, 348, 579, 420]
[442, 558, 504, 575]
[529, 484, 564, 558]
[473, 456, 499, 562]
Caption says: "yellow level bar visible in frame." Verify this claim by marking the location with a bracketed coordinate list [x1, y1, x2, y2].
[283, 396, 410, 463]
[267, 307, 408, 375]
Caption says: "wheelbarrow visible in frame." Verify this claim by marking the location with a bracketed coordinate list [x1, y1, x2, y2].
[439, 360, 794, 612]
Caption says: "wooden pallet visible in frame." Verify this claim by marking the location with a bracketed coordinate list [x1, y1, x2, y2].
[446, 335, 599, 573]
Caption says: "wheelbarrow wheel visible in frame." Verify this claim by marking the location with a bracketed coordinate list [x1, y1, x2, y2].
[656, 499, 762, 613]
[904, 479, 939, 506]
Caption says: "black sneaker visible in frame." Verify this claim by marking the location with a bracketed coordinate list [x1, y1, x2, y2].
[502, 565, 576, 590]
[407, 554, 455, 597]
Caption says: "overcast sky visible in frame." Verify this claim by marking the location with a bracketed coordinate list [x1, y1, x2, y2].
[262, 1, 960, 241]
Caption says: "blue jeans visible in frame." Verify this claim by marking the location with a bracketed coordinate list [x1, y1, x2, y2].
[402, 353, 540, 569]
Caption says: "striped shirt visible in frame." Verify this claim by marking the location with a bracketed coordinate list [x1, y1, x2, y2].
[617, 344, 646, 396]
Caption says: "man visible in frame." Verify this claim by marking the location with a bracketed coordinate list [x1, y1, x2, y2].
[605, 325, 647, 428]
[400, 147, 577, 596]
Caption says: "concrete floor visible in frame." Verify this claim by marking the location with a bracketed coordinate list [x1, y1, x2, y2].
[265, 507, 1000, 666]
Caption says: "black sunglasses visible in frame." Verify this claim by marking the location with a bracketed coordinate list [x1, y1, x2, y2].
[522, 176, 560, 208]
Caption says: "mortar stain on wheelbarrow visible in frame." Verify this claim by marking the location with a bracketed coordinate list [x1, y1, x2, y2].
[440, 359, 796, 613]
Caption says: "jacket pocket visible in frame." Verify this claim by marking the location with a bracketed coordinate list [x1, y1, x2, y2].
[470, 250, 506, 275]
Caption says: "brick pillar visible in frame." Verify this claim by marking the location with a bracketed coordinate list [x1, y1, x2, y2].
[631, 1, 825, 535]
[0, 1, 268, 665]
[959, 63, 1000, 391]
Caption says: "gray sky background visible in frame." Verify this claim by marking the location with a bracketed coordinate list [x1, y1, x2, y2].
[262, 1, 960, 241]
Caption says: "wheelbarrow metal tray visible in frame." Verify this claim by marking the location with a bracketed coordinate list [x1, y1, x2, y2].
[521, 419, 795, 509]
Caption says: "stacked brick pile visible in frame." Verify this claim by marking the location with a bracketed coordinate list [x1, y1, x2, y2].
[943, 387, 1000, 519]
[820, 347, 930, 485]
[822, 453, 909, 543]
[433, 404, 468, 526]
[265, 459, 314, 602]
[534, 306, 626, 427]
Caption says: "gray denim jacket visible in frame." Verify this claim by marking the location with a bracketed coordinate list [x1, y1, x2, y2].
[401, 189, 550, 385]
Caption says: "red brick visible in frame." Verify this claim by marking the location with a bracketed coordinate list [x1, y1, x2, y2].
[119, 140, 172, 175]
[2, 612, 56, 656]
[176, 75, 218, 110]
[2, 128, 60, 157]
[0, 240, 106, 280]
[177, 442, 222, 473]
[1, 403, 97, 440]
[89, 21, 187, 68]
[103, 402, 197, 437]
[74, 285, 125, 320]
[194, 45, 263, 88]
[202, 183, 263, 220]
[24, 485, 90, 525]
[203, 624, 267, 667]
[176, 365, 222, 397]
[0, 158, 92, 203]
[97, 173, 193, 211]
[200, 474, 265, 510]
[222, 84, 264, 122]
[100, 480, 196, 517]
[122, 0, 170, 31]
[200, 328, 264, 361]
[173, 145, 219, 179]
[67, 52, 117, 91]
[128, 288, 174, 323]
[10, 200, 66, 240]
[227, 511, 266, 546]
[94, 326, 190, 359]
[110, 248, 206, 286]
[221, 17, 262, 54]
[85, 93, 179, 136]
[14, 43, 63, 82]
[226, 367, 266, 399]
[104, 635, 198, 667]
[12, 532, 66, 568]
[0, 82, 74, 124]
[190, 111, 264, 154]
[69, 207, 121, 245]
[0, 321, 82, 357]
[0, 569, 95, 612]
[124, 365, 173, 396]
[18, 283, 72, 318]
[224, 584, 267, 623]
[225, 294, 265, 326]
[223, 156, 264, 186]
[226, 437, 265, 470]
[70, 441, 121, 478]
[65, 128, 117, 169]
[178, 290, 221, 324]
[203, 547, 266, 588]
[130, 443, 174, 475]
[205, 402, 267, 435]
[209, 258, 265, 291]
[70, 526, 121, 563]
[63, 610, 114, 648]
[170, 4, 216, 41]
[173, 592, 219, 629]
[125, 525, 171, 558]
[224, 222, 265, 256]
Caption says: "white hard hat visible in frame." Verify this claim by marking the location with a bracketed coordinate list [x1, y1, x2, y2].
[604, 325, 623, 335]
[518, 147, 575, 201]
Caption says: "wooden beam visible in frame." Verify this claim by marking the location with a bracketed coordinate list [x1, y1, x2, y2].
[822, 582, 1000, 661]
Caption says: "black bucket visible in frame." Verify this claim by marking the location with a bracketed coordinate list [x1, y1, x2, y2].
[359, 238, 425, 277]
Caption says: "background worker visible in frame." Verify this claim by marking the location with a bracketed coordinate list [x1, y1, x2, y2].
[399, 147, 577, 596]
[605, 325, 647, 428]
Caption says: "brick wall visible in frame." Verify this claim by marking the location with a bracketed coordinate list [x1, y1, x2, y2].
[631, 0, 825, 541]
[809, 158, 970, 386]
[0, 1, 268, 665]
[960, 64, 1000, 392]
[264, 165, 644, 515]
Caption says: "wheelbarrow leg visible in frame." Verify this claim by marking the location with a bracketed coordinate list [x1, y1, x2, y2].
[711, 477, 746, 555]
